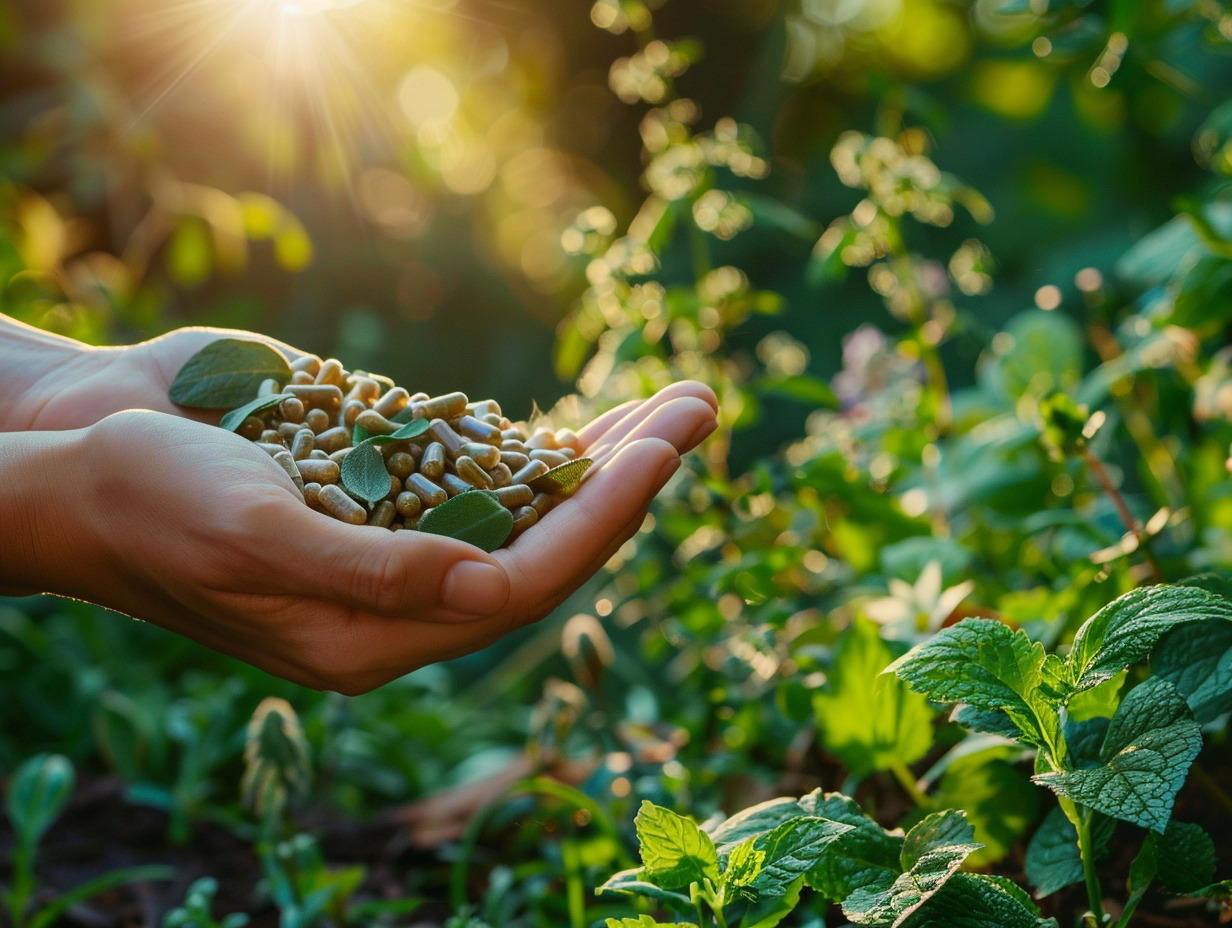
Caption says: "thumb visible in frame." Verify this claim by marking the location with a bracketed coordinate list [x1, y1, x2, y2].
[273, 504, 512, 620]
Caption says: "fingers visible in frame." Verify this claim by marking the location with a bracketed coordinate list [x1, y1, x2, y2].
[576, 381, 717, 450]
[587, 396, 717, 465]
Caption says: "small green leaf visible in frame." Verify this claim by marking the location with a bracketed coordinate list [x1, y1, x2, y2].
[799, 791, 903, 903]
[751, 816, 854, 895]
[724, 836, 765, 888]
[169, 338, 293, 409]
[6, 753, 75, 848]
[527, 457, 594, 495]
[1152, 620, 1232, 723]
[340, 439, 392, 505]
[355, 416, 430, 447]
[633, 800, 721, 890]
[1024, 807, 1113, 897]
[595, 868, 693, 908]
[220, 393, 294, 432]
[418, 490, 513, 552]
[900, 872, 1058, 928]
[711, 797, 802, 848]
[1149, 821, 1216, 894]
[605, 917, 696, 928]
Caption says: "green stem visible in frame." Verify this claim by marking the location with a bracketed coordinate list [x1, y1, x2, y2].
[1074, 808, 1107, 925]
[10, 841, 35, 928]
[890, 761, 931, 808]
[1114, 888, 1147, 928]
[562, 833, 586, 928]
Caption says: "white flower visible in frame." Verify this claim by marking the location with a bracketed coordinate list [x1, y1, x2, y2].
[863, 561, 974, 642]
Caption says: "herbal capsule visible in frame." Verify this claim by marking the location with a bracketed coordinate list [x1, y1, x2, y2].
[291, 428, 316, 460]
[420, 442, 447, 478]
[272, 450, 305, 495]
[406, 473, 448, 507]
[345, 376, 380, 406]
[456, 415, 502, 445]
[277, 421, 302, 441]
[512, 505, 539, 533]
[467, 399, 502, 418]
[454, 455, 494, 490]
[530, 449, 571, 468]
[314, 358, 346, 387]
[500, 450, 530, 471]
[256, 441, 285, 456]
[342, 399, 367, 429]
[309, 449, 330, 461]
[530, 492, 556, 517]
[314, 426, 351, 454]
[329, 448, 353, 464]
[286, 383, 344, 414]
[495, 484, 534, 508]
[557, 447, 578, 460]
[354, 408, 399, 436]
[409, 391, 430, 403]
[427, 418, 467, 458]
[374, 387, 411, 418]
[512, 459, 550, 485]
[290, 355, 321, 376]
[279, 396, 306, 424]
[459, 442, 500, 469]
[290, 370, 316, 385]
[386, 475, 403, 501]
[303, 482, 322, 509]
[413, 391, 468, 421]
[260, 429, 285, 445]
[440, 473, 472, 497]
[526, 428, 558, 451]
[482, 413, 504, 428]
[237, 416, 264, 441]
[554, 428, 581, 452]
[488, 462, 514, 489]
[304, 407, 331, 434]
[501, 438, 531, 454]
[368, 499, 397, 529]
[395, 491, 423, 518]
[295, 458, 341, 485]
[319, 484, 367, 525]
[258, 377, 281, 397]
[501, 428, 525, 441]
[386, 451, 415, 479]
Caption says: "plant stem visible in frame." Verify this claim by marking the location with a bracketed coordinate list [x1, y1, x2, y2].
[1083, 448, 1164, 583]
[1114, 888, 1147, 928]
[890, 761, 931, 808]
[1075, 808, 1107, 925]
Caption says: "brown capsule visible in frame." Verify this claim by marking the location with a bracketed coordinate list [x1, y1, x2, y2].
[500, 450, 530, 471]
[511, 505, 540, 533]
[501, 438, 531, 454]
[309, 449, 330, 461]
[329, 447, 353, 464]
[290, 355, 322, 376]
[482, 413, 504, 428]
[342, 399, 367, 429]
[279, 396, 306, 424]
[355, 408, 400, 436]
[530, 449, 571, 468]
[272, 450, 305, 496]
[488, 462, 514, 489]
[428, 419, 467, 458]
[501, 428, 525, 441]
[459, 442, 501, 469]
[319, 484, 367, 525]
[530, 492, 556, 517]
[295, 458, 341, 485]
[526, 428, 558, 451]
[255, 441, 285, 456]
[277, 421, 302, 441]
[395, 490, 423, 518]
[290, 370, 316, 385]
[303, 482, 322, 509]
[467, 399, 502, 418]
[367, 499, 397, 529]
[259, 429, 285, 446]
[387, 451, 415, 479]
[409, 391, 430, 403]
[495, 484, 534, 508]
[456, 415, 502, 445]
[440, 473, 472, 497]
[304, 407, 331, 434]
[455, 455, 495, 489]
[315, 426, 351, 454]
[286, 383, 344, 414]
[554, 428, 581, 453]
[314, 358, 347, 387]
[291, 428, 317, 460]
[413, 391, 468, 420]
[345, 376, 380, 406]
[512, 459, 550, 485]
[258, 377, 282, 397]
[386, 475, 403, 501]
[557, 447, 578, 460]
[420, 442, 447, 478]
[237, 416, 264, 441]
[373, 387, 411, 418]
[406, 473, 448, 507]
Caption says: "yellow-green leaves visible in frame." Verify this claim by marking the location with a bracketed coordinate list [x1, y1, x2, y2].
[633, 800, 720, 891]
[169, 339, 292, 408]
[526, 457, 594, 495]
[418, 490, 513, 552]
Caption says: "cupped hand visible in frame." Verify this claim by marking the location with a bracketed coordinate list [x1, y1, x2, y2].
[56, 381, 716, 694]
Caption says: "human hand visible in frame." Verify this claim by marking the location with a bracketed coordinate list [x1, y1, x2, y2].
[15, 381, 716, 693]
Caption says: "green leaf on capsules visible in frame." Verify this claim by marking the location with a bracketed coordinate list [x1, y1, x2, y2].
[169, 338, 292, 409]
[340, 438, 392, 505]
[527, 457, 595, 495]
[220, 394, 294, 432]
[419, 490, 514, 552]
[355, 416, 430, 446]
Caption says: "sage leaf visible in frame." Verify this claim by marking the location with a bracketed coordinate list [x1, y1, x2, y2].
[1066, 584, 1232, 693]
[340, 438, 391, 505]
[169, 338, 292, 408]
[1024, 807, 1113, 897]
[357, 416, 432, 447]
[527, 457, 594, 495]
[633, 799, 721, 890]
[813, 617, 934, 776]
[751, 816, 854, 895]
[220, 393, 294, 432]
[418, 490, 513, 553]
[594, 868, 693, 908]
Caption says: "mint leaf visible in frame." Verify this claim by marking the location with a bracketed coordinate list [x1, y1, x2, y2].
[1024, 807, 1113, 897]
[710, 797, 802, 848]
[418, 490, 514, 552]
[169, 338, 292, 408]
[888, 619, 1060, 751]
[841, 811, 981, 926]
[723, 836, 764, 889]
[1033, 680, 1201, 832]
[339, 438, 392, 505]
[595, 868, 693, 907]
[220, 393, 294, 432]
[633, 800, 720, 890]
[814, 618, 935, 776]
[1152, 821, 1216, 894]
[1066, 585, 1232, 692]
[897, 873, 1058, 928]
[1152, 620, 1232, 723]
[751, 816, 853, 895]
[799, 791, 903, 902]
[952, 706, 1021, 739]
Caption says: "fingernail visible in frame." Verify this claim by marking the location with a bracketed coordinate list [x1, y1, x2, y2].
[441, 561, 509, 616]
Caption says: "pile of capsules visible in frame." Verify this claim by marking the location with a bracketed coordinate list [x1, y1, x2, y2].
[238, 355, 586, 542]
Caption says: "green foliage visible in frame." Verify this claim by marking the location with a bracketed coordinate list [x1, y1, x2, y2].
[339, 438, 393, 505]
[418, 489, 515, 552]
[169, 339, 293, 409]
[220, 393, 294, 433]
